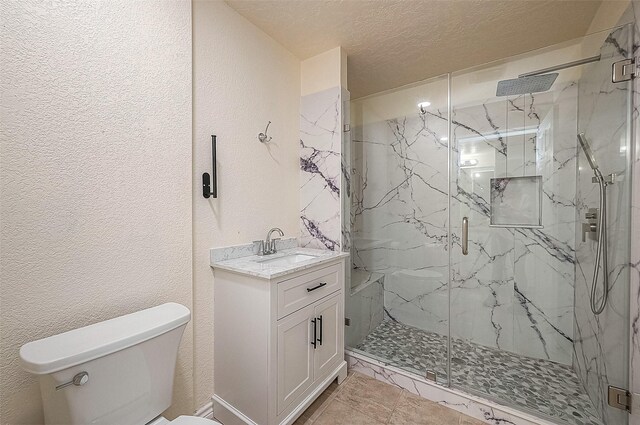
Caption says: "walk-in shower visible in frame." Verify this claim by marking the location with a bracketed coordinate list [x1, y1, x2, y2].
[344, 21, 634, 425]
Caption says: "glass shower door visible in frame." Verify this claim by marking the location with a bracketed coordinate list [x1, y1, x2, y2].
[346, 74, 452, 384]
[448, 25, 633, 425]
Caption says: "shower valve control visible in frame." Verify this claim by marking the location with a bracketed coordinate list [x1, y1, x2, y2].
[582, 208, 599, 242]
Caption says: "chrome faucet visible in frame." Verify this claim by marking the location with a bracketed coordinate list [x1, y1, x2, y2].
[254, 227, 284, 256]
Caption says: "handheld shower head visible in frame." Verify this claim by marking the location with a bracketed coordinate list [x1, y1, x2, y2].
[577, 133, 599, 171]
[577, 132, 610, 315]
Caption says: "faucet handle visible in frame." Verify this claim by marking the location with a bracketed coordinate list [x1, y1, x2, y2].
[253, 240, 265, 256]
[271, 238, 281, 252]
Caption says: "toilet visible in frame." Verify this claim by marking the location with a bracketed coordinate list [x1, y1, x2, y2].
[19, 303, 220, 425]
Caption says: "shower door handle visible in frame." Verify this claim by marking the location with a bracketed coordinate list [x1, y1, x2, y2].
[462, 217, 469, 255]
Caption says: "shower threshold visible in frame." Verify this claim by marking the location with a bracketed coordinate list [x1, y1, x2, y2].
[353, 320, 601, 425]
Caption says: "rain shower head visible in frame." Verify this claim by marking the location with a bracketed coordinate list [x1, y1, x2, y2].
[495, 73, 559, 97]
[495, 55, 602, 97]
[577, 133, 599, 171]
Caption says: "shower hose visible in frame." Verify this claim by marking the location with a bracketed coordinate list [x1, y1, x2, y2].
[590, 170, 609, 315]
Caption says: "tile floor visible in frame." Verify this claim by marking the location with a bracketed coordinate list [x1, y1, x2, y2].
[294, 372, 485, 425]
[355, 320, 602, 425]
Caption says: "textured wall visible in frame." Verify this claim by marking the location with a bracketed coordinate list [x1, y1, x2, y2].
[0, 1, 193, 423]
[192, 0, 301, 407]
[300, 47, 347, 96]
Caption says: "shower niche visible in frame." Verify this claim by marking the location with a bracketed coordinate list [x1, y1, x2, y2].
[344, 22, 634, 425]
[489, 175, 543, 228]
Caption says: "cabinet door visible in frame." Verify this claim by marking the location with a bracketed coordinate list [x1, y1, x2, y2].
[313, 293, 343, 379]
[277, 304, 315, 414]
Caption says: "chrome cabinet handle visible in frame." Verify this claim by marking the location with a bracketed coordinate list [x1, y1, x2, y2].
[462, 217, 469, 255]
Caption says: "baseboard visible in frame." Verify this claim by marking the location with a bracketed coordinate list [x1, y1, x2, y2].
[194, 400, 214, 420]
[212, 395, 259, 425]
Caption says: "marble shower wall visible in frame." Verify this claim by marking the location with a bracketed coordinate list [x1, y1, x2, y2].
[300, 87, 344, 251]
[450, 85, 578, 366]
[342, 88, 352, 253]
[574, 22, 634, 425]
[351, 108, 450, 339]
[351, 82, 578, 366]
[345, 270, 384, 348]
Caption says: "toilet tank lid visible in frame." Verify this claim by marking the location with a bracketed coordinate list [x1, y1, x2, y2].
[19, 303, 190, 375]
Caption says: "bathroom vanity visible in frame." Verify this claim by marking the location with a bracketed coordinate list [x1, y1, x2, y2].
[211, 243, 348, 425]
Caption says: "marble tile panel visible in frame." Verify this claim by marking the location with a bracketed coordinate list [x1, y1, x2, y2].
[210, 247, 348, 279]
[301, 87, 344, 251]
[209, 237, 297, 262]
[345, 271, 384, 348]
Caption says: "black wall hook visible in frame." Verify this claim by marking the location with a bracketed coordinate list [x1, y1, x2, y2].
[202, 135, 217, 198]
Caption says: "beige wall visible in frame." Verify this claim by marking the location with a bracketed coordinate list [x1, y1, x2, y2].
[586, 0, 631, 34]
[0, 1, 194, 423]
[192, 0, 301, 407]
[0, 0, 301, 421]
[301, 47, 347, 95]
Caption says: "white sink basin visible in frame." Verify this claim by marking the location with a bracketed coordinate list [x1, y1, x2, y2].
[257, 253, 318, 266]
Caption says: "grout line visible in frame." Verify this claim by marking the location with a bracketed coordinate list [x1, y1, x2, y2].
[341, 372, 356, 387]
[340, 372, 404, 424]
[385, 389, 406, 424]
[305, 376, 351, 423]
[314, 389, 339, 417]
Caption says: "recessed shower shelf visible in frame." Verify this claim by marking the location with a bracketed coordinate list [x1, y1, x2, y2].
[489, 175, 543, 228]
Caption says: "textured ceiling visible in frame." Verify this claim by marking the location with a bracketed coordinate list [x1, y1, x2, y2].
[225, 0, 603, 98]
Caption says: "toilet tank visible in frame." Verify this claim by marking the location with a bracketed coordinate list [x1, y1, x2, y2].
[20, 303, 191, 425]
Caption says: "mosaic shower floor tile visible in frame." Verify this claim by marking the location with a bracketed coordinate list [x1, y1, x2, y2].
[355, 320, 602, 425]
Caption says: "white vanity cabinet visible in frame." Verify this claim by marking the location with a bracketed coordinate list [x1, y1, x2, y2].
[212, 258, 348, 425]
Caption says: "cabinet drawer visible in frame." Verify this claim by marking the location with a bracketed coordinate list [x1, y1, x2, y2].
[277, 264, 341, 319]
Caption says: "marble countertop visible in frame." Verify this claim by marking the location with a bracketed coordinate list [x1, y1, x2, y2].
[211, 246, 349, 280]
